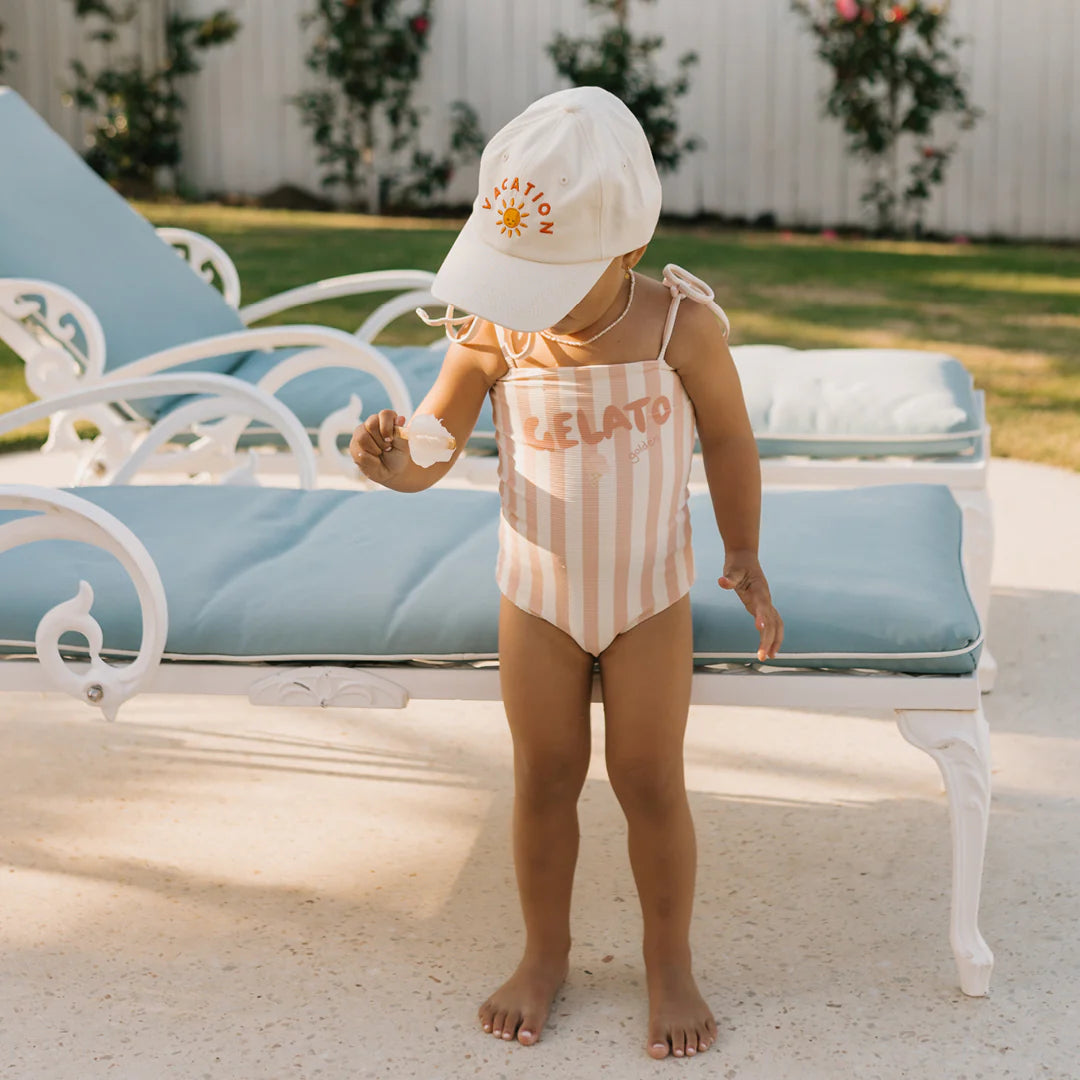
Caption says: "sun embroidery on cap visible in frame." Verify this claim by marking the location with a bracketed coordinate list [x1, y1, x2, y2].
[497, 197, 529, 237]
[482, 177, 555, 235]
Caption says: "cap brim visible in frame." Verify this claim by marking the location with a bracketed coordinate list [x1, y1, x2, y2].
[431, 213, 611, 332]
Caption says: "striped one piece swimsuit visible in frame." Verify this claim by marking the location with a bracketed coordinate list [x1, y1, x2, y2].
[490, 263, 731, 656]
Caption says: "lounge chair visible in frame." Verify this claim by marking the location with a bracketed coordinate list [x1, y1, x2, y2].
[0, 87, 431, 483]
[1, 85, 989, 497]
[0, 378, 993, 998]
[0, 457, 992, 998]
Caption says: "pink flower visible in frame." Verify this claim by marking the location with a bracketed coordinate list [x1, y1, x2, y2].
[835, 0, 859, 20]
[821, 228, 839, 241]
[890, 4, 907, 22]
[411, 15, 429, 34]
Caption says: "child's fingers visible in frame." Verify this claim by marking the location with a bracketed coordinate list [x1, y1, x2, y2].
[765, 610, 784, 659]
[366, 412, 398, 452]
[756, 608, 782, 660]
[756, 617, 770, 661]
[355, 423, 389, 458]
[377, 409, 405, 445]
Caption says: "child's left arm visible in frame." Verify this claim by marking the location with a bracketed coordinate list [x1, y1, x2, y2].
[670, 303, 784, 662]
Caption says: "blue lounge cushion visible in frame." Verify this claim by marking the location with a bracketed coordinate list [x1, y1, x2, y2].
[0, 90, 247, 416]
[0, 484, 980, 674]
[733, 345, 981, 457]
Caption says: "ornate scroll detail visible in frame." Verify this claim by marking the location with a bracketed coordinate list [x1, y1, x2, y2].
[248, 666, 410, 709]
[318, 393, 367, 479]
[248, 341, 410, 482]
[156, 227, 242, 309]
[0, 486, 169, 720]
[896, 707, 994, 996]
[0, 278, 107, 396]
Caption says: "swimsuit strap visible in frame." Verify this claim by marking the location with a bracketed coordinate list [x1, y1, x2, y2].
[656, 263, 731, 367]
[494, 326, 536, 367]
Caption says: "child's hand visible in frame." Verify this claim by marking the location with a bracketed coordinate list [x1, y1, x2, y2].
[350, 409, 411, 484]
[718, 554, 784, 662]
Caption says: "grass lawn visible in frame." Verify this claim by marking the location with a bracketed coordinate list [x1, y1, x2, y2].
[2, 202, 1078, 469]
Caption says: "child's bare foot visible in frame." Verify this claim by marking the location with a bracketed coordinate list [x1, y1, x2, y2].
[478, 954, 569, 1045]
[645, 962, 717, 1059]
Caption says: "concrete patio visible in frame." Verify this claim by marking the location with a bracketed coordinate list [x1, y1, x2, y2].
[1, 454, 1077, 1079]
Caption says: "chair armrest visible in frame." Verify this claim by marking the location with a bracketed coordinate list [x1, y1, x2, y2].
[0, 277, 108, 395]
[356, 289, 441, 343]
[0, 372, 319, 488]
[0, 485, 169, 719]
[156, 227, 242, 309]
[107, 324, 413, 417]
[239, 270, 437, 325]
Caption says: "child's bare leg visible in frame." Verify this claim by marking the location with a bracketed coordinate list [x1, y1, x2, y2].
[478, 596, 594, 1045]
[599, 594, 717, 1060]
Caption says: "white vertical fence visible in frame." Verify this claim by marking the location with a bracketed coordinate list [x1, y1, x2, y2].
[1, 0, 1077, 239]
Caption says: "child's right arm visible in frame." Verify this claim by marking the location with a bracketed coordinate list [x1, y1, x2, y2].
[349, 320, 505, 492]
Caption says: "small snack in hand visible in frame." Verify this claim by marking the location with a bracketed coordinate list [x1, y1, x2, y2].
[399, 413, 456, 468]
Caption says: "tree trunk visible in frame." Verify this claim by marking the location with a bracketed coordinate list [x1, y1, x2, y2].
[363, 126, 379, 216]
[887, 60, 900, 234]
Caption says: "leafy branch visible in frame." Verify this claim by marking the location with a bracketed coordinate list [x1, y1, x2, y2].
[791, 0, 980, 234]
[547, 0, 700, 174]
[64, 0, 240, 191]
[295, 0, 483, 213]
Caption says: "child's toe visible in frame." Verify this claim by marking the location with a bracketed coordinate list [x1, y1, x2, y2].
[646, 1020, 670, 1059]
[518, 1014, 543, 1045]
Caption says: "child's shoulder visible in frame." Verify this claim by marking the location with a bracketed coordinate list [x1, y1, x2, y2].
[443, 317, 509, 383]
[648, 266, 731, 371]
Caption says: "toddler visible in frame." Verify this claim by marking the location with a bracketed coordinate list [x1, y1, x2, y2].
[351, 86, 783, 1060]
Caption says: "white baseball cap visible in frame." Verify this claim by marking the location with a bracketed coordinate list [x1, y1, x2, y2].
[430, 86, 662, 332]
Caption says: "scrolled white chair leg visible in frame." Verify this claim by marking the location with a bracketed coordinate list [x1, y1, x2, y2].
[896, 706, 994, 996]
[0, 486, 169, 720]
[318, 393, 367, 478]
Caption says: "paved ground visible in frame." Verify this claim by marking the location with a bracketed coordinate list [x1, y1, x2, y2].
[1, 455, 1078, 1080]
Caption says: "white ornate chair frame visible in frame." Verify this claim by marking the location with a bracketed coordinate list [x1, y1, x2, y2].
[0, 227, 438, 485]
